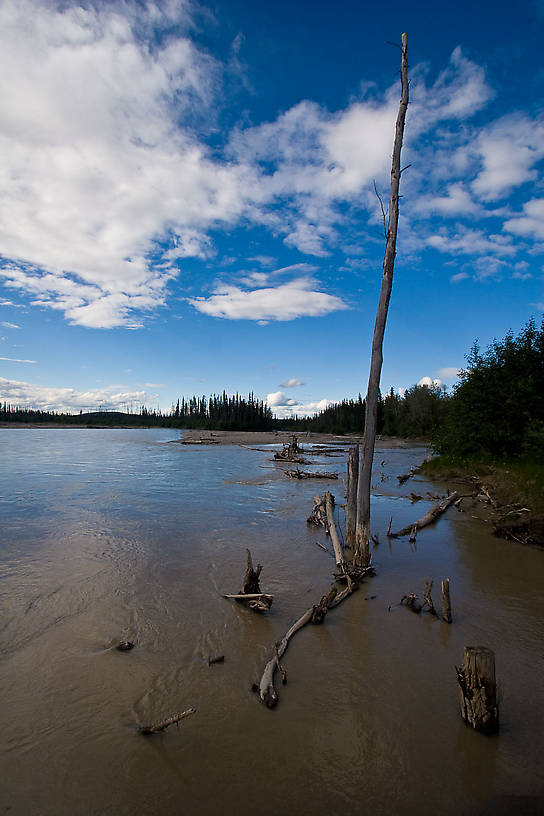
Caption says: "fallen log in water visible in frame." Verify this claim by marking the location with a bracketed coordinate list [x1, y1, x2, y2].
[390, 492, 459, 537]
[456, 646, 498, 733]
[138, 707, 196, 735]
[285, 468, 338, 480]
[307, 495, 328, 528]
[258, 579, 358, 708]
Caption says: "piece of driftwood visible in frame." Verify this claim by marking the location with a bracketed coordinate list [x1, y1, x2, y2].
[138, 707, 196, 735]
[398, 468, 416, 485]
[285, 468, 338, 480]
[274, 435, 305, 462]
[441, 579, 452, 623]
[390, 492, 459, 537]
[456, 647, 498, 733]
[422, 579, 437, 616]
[307, 495, 328, 528]
[258, 580, 358, 708]
[226, 550, 272, 612]
[116, 640, 134, 651]
[400, 593, 422, 613]
[324, 492, 345, 573]
[345, 446, 359, 552]
[208, 655, 224, 665]
[493, 514, 544, 548]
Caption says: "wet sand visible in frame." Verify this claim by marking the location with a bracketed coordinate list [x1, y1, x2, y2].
[172, 429, 416, 447]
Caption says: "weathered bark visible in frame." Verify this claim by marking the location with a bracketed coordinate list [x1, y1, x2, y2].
[441, 579, 452, 623]
[355, 33, 409, 568]
[422, 579, 437, 616]
[345, 446, 359, 552]
[390, 491, 458, 538]
[225, 550, 273, 612]
[324, 492, 345, 572]
[457, 647, 498, 733]
[307, 495, 327, 528]
[138, 707, 196, 735]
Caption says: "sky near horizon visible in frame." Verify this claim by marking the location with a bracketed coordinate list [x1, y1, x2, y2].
[0, 0, 543, 417]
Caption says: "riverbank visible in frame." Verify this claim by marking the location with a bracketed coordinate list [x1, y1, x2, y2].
[420, 455, 544, 546]
[169, 429, 417, 447]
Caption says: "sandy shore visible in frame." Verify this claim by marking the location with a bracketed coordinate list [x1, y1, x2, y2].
[172, 429, 415, 447]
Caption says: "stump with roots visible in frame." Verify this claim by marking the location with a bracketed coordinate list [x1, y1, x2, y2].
[456, 646, 499, 734]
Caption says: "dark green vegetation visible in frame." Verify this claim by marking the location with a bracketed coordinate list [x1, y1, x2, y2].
[2, 319, 542, 465]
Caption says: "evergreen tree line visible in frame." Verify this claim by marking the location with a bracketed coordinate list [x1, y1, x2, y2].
[2, 318, 542, 460]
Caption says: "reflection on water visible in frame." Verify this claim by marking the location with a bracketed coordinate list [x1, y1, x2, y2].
[1, 429, 543, 815]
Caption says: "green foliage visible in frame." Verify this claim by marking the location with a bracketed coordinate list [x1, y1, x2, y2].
[436, 317, 544, 460]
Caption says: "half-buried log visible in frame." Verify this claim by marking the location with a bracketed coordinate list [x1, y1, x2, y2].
[285, 468, 338, 480]
[138, 707, 196, 735]
[390, 492, 459, 538]
[456, 647, 498, 733]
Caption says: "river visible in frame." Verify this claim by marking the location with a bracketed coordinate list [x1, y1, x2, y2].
[1, 428, 543, 815]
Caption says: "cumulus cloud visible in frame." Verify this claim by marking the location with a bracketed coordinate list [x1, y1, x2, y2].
[266, 389, 330, 418]
[504, 199, 544, 240]
[471, 116, 544, 201]
[0, 3, 533, 329]
[188, 277, 348, 321]
[0, 376, 151, 413]
[427, 227, 515, 256]
[418, 376, 443, 388]
[279, 378, 304, 388]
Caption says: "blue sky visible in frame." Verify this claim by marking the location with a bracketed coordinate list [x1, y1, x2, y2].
[0, 0, 543, 416]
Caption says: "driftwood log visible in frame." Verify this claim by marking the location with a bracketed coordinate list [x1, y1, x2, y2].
[225, 550, 273, 612]
[258, 580, 358, 708]
[274, 435, 306, 463]
[138, 707, 196, 735]
[307, 495, 328, 528]
[285, 468, 338, 480]
[324, 492, 346, 573]
[390, 492, 459, 538]
[457, 647, 498, 733]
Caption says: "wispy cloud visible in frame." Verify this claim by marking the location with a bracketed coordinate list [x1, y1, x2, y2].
[279, 378, 304, 388]
[0, 356, 36, 364]
[1, 321, 20, 329]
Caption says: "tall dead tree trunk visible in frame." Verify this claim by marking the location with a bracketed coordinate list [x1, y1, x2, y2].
[354, 33, 409, 568]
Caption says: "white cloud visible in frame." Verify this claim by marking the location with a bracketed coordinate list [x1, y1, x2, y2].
[450, 272, 469, 283]
[1, 321, 20, 329]
[266, 389, 330, 418]
[279, 378, 304, 388]
[436, 367, 460, 379]
[418, 376, 442, 388]
[471, 116, 544, 201]
[0, 376, 148, 412]
[427, 227, 515, 256]
[0, 357, 36, 364]
[188, 277, 348, 321]
[415, 183, 480, 217]
[504, 198, 544, 240]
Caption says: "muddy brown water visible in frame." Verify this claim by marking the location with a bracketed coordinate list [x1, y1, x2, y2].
[1, 429, 543, 815]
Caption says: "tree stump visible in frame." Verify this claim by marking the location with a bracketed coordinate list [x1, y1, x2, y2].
[441, 579, 452, 623]
[456, 646, 498, 734]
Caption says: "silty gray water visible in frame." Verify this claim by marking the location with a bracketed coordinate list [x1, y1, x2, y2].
[1, 428, 543, 815]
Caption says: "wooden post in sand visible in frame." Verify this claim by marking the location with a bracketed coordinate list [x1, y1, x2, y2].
[441, 579, 452, 623]
[456, 646, 498, 733]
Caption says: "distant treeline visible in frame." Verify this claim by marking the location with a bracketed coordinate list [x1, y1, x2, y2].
[2, 318, 542, 460]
